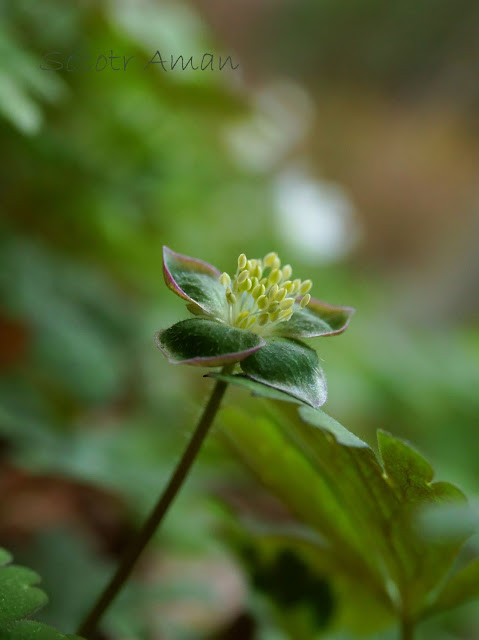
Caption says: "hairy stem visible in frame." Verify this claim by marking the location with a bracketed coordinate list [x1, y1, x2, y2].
[77, 367, 232, 638]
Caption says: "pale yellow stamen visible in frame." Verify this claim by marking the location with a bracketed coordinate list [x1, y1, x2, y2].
[258, 313, 269, 326]
[283, 280, 293, 294]
[236, 310, 249, 326]
[220, 272, 231, 287]
[269, 309, 281, 322]
[240, 278, 252, 292]
[299, 280, 312, 295]
[251, 283, 263, 299]
[300, 293, 311, 308]
[268, 269, 282, 286]
[280, 298, 295, 310]
[263, 252, 278, 267]
[257, 294, 268, 310]
[268, 283, 279, 301]
[237, 270, 249, 284]
[219, 252, 313, 335]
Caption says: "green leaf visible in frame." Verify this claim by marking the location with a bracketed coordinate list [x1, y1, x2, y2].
[0, 549, 47, 626]
[292, 408, 412, 598]
[426, 557, 479, 615]
[299, 406, 370, 448]
[0, 547, 85, 639]
[155, 318, 265, 366]
[207, 373, 306, 404]
[239, 337, 327, 407]
[219, 407, 394, 624]
[376, 430, 468, 610]
[377, 431, 435, 503]
[219, 406, 471, 630]
[0, 621, 82, 640]
[163, 246, 227, 318]
[275, 298, 354, 339]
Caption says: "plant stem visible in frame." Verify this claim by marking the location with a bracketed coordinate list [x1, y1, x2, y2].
[77, 367, 232, 638]
[400, 617, 414, 640]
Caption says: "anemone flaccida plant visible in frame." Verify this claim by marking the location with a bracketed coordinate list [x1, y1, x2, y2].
[77, 247, 354, 638]
[67, 247, 478, 640]
[156, 246, 354, 407]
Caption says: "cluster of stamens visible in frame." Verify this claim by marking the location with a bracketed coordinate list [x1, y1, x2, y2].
[219, 252, 312, 335]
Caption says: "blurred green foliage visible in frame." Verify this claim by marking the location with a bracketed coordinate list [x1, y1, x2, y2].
[1, 1, 478, 639]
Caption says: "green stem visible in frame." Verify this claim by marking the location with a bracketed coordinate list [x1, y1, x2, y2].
[77, 367, 232, 638]
[400, 617, 415, 640]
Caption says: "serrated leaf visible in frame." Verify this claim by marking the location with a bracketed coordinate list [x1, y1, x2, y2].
[162, 246, 226, 318]
[275, 298, 354, 339]
[376, 431, 468, 612]
[155, 318, 265, 366]
[293, 408, 412, 602]
[0, 549, 48, 626]
[0, 548, 85, 639]
[240, 337, 327, 407]
[219, 406, 471, 630]
[378, 430, 435, 502]
[219, 407, 391, 616]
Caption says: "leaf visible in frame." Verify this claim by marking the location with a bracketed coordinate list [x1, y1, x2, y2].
[0, 547, 85, 639]
[207, 373, 306, 404]
[378, 431, 435, 503]
[239, 337, 327, 407]
[376, 431, 468, 611]
[1, 621, 82, 640]
[155, 318, 265, 366]
[299, 406, 370, 448]
[219, 408, 389, 610]
[162, 246, 227, 318]
[292, 408, 412, 600]
[426, 557, 479, 615]
[275, 298, 354, 339]
[219, 406, 471, 631]
[0, 549, 47, 626]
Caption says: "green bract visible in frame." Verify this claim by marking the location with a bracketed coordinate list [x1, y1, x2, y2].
[156, 247, 354, 407]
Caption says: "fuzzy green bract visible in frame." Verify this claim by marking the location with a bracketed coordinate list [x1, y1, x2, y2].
[0, 548, 83, 639]
[240, 337, 328, 407]
[156, 247, 354, 407]
[217, 391, 479, 635]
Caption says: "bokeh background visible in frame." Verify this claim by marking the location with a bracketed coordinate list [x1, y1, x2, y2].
[1, 1, 478, 638]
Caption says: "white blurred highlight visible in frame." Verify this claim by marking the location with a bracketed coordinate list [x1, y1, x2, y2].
[274, 168, 362, 264]
[224, 80, 314, 172]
